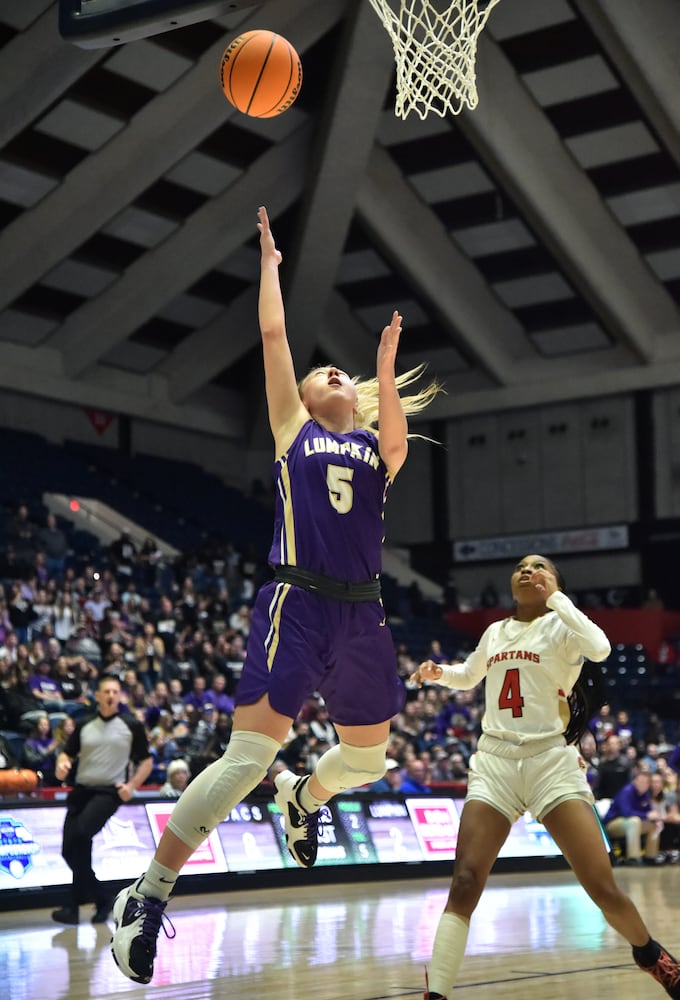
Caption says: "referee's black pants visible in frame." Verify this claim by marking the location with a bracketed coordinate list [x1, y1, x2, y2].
[61, 784, 121, 906]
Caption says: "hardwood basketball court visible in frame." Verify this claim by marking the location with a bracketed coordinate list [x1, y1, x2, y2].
[3, 866, 678, 1000]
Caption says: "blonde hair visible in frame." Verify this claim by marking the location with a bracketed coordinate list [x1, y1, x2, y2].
[299, 363, 443, 438]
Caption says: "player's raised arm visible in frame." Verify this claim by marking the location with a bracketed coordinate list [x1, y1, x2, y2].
[257, 206, 307, 446]
[376, 311, 409, 480]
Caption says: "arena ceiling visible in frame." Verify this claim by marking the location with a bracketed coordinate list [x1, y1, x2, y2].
[0, 0, 678, 447]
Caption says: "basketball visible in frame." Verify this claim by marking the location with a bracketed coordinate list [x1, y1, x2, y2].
[219, 30, 302, 118]
[0, 768, 39, 794]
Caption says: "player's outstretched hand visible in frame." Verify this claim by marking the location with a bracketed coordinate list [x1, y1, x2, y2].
[376, 310, 402, 379]
[409, 659, 443, 687]
[257, 206, 282, 266]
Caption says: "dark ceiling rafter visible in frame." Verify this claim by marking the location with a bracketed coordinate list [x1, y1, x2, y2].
[0, 0, 677, 437]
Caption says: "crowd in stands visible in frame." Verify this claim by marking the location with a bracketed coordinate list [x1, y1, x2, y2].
[1, 500, 680, 864]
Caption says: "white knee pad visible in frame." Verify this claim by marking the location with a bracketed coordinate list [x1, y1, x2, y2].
[315, 740, 388, 793]
[167, 731, 280, 850]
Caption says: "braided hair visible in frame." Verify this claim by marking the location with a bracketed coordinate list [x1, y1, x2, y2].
[564, 660, 608, 746]
[547, 560, 608, 746]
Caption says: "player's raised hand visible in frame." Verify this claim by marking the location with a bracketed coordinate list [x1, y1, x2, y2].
[257, 206, 282, 265]
[376, 310, 402, 379]
[530, 566, 558, 599]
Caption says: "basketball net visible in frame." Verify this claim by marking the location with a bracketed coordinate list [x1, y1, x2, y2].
[367, 0, 503, 119]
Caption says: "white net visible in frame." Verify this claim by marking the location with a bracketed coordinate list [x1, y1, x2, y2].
[367, 0, 503, 119]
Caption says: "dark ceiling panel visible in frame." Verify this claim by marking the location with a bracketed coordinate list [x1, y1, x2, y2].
[0, 0, 675, 432]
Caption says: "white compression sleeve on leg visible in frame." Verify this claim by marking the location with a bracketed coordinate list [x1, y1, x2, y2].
[167, 731, 280, 851]
[427, 912, 469, 997]
[313, 740, 388, 796]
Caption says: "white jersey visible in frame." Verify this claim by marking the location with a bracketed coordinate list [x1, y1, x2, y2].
[437, 591, 610, 749]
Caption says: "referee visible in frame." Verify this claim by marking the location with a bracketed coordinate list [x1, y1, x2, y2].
[52, 675, 152, 925]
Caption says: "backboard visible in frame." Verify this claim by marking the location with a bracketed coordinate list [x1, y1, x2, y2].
[58, 0, 265, 48]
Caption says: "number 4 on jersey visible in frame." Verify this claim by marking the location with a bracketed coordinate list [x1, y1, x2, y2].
[498, 668, 525, 718]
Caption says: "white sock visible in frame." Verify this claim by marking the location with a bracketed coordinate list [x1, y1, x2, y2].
[139, 861, 177, 902]
[298, 775, 328, 813]
[427, 912, 470, 997]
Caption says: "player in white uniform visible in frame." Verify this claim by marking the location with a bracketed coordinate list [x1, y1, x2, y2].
[411, 555, 680, 999]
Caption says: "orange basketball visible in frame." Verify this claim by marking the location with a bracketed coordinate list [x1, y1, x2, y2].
[0, 768, 39, 794]
[219, 30, 302, 119]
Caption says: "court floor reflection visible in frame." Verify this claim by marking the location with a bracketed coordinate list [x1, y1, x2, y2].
[1, 868, 677, 1000]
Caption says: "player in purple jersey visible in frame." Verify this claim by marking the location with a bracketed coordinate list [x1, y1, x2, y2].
[110, 205, 441, 985]
[411, 555, 680, 1000]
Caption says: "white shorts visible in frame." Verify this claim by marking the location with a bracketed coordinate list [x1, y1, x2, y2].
[465, 743, 594, 825]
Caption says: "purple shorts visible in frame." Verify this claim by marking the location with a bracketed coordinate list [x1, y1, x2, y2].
[235, 580, 405, 726]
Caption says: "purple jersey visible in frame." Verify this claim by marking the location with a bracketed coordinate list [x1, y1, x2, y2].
[237, 419, 405, 724]
[268, 420, 389, 581]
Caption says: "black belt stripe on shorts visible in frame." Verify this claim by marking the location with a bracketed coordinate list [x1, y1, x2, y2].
[273, 565, 381, 603]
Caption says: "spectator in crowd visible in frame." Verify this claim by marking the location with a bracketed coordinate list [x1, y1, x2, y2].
[138, 536, 162, 589]
[427, 639, 448, 664]
[205, 672, 235, 716]
[277, 719, 313, 774]
[183, 675, 211, 714]
[7, 582, 37, 644]
[202, 711, 233, 766]
[159, 758, 190, 799]
[32, 586, 54, 634]
[650, 770, 680, 863]
[207, 586, 231, 632]
[164, 639, 198, 692]
[23, 714, 58, 784]
[225, 632, 247, 681]
[432, 749, 468, 784]
[134, 622, 165, 694]
[101, 609, 135, 659]
[177, 704, 213, 777]
[83, 585, 110, 624]
[0, 599, 12, 647]
[110, 530, 137, 581]
[367, 757, 403, 794]
[615, 709, 634, 747]
[53, 715, 77, 761]
[399, 758, 432, 795]
[167, 678, 187, 720]
[38, 513, 69, 580]
[155, 595, 180, 647]
[228, 603, 252, 638]
[591, 703, 616, 745]
[7, 504, 38, 568]
[65, 617, 102, 667]
[644, 713, 668, 748]
[579, 730, 600, 790]
[596, 734, 633, 800]
[146, 680, 173, 718]
[28, 659, 67, 715]
[51, 591, 78, 643]
[308, 699, 338, 748]
[0, 629, 20, 664]
[178, 577, 199, 630]
[2, 660, 54, 732]
[640, 743, 662, 773]
[147, 727, 177, 787]
[194, 639, 224, 681]
[603, 765, 665, 866]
